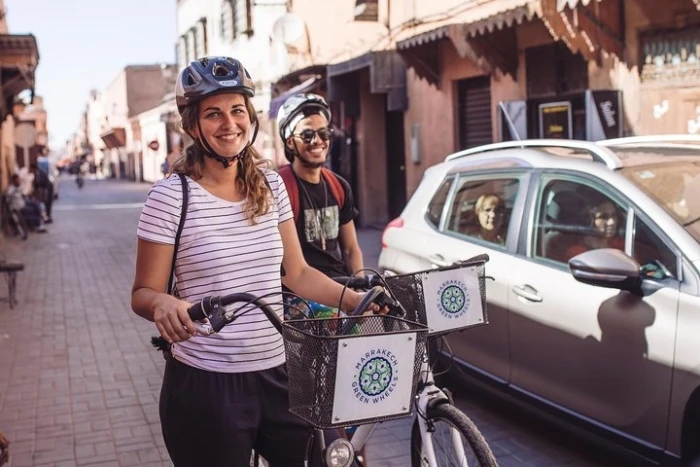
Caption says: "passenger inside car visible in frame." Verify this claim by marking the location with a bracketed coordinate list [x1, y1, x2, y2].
[565, 199, 625, 258]
[471, 193, 507, 245]
[543, 192, 625, 263]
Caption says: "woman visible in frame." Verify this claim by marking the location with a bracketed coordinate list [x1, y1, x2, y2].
[131, 56, 374, 467]
[564, 198, 624, 260]
[473, 193, 506, 245]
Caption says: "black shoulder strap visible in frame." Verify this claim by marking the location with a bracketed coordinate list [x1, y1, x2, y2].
[167, 174, 189, 295]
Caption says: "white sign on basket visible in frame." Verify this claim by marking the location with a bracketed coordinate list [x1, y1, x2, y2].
[331, 332, 418, 425]
[420, 266, 484, 334]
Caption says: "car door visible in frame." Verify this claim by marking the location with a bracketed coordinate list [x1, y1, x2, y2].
[429, 171, 530, 383]
[507, 172, 679, 449]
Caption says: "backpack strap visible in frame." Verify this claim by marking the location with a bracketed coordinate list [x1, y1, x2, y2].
[167, 174, 189, 295]
[321, 168, 346, 210]
[278, 164, 300, 220]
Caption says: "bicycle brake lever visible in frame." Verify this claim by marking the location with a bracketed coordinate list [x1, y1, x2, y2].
[377, 291, 406, 318]
[193, 321, 214, 336]
[201, 296, 229, 333]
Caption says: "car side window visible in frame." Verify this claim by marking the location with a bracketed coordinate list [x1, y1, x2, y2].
[535, 179, 627, 264]
[426, 176, 454, 228]
[444, 177, 520, 247]
[633, 217, 678, 280]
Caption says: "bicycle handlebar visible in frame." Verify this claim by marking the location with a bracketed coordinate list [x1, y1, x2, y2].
[187, 292, 283, 336]
[186, 254, 490, 336]
[186, 288, 390, 336]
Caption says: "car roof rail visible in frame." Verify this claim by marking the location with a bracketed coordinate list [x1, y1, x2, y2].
[444, 139, 622, 169]
[598, 134, 700, 146]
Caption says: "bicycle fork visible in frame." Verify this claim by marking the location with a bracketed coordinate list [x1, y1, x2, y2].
[416, 355, 469, 467]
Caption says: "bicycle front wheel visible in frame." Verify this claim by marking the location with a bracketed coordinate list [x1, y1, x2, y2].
[410, 403, 498, 467]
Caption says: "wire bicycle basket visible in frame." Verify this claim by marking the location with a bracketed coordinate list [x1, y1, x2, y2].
[282, 315, 428, 429]
[383, 259, 488, 337]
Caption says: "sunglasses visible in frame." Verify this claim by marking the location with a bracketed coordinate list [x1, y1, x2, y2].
[293, 127, 333, 144]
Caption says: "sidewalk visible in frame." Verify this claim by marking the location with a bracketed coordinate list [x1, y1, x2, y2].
[0, 179, 170, 466]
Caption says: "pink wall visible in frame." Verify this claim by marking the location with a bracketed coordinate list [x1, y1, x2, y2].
[355, 70, 390, 227]
[402, 37, 523, 196]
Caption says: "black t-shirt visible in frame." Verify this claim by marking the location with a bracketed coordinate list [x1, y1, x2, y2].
[293, 173, 359, 278]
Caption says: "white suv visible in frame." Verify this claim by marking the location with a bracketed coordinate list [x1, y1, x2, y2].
[379, 136, 700, 466]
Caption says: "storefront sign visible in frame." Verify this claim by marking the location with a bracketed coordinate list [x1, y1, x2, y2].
[585, 90, 622, 140]
[539, 102, 572, 139]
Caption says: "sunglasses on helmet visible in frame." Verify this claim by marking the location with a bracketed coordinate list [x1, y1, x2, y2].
[293, 127, 333, 144]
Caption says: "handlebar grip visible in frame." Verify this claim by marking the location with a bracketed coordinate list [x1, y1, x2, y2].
[455, 253, 490, 266]
[188, 300, 206, 321]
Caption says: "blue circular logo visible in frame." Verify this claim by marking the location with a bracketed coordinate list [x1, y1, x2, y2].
[441, 285, 466, 314]
[359, 357, 393, 396]
[436, 280, 470, 318]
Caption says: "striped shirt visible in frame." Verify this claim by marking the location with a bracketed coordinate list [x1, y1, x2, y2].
[137, 171, 293, 373]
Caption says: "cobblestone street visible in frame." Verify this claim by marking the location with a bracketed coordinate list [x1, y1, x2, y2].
[0, 177, 625, 467]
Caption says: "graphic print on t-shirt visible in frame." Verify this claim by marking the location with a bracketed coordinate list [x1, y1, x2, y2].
[303, 205, 339, 244]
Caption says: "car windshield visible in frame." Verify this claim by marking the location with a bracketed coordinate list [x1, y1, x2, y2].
[616, 145, 700, 242]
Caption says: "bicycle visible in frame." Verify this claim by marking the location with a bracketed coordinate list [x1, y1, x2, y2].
[185, 254, 497, 467]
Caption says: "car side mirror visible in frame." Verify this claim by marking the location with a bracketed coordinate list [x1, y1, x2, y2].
[568, 248, 643, 295]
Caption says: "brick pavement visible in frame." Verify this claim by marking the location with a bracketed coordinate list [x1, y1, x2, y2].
[0, 176, 621, 467]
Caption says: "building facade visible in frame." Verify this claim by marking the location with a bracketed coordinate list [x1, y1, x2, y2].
[0, 0, 39, 192]
[269, 0, 699, 227]
[98, 64, 176, 180]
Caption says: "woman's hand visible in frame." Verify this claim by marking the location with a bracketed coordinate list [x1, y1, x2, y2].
[153, 294, 197, 344]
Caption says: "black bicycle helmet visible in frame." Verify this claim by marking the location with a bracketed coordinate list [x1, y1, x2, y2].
[176, 56, 255, 114]
[277, 93, 331, 141]
[175, 56, 257, 168]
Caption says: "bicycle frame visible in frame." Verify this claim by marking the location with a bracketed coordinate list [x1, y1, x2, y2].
[339, 350, 468, 467]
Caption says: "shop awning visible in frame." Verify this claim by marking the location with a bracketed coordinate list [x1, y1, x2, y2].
[540, 0, 623, 60]
[100, 127, 126, 149]
[268, 75, 322, 119]
[327, 50, 407, 112]
[0, 34, 39, 116]
[395, 0, 537, 86]
[556, 0, 595, 11]
[396, 25, 459, 87]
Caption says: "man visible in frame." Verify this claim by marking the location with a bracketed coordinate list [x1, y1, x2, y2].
[31, 162, 54, 223]
[276, 94, 364, 295]
[5, 174, 47, 233]
[276, 92, 365, 465]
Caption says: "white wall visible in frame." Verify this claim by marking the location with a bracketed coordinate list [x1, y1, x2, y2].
[176, 0, 289, 111]
[137, 99, 177, 183]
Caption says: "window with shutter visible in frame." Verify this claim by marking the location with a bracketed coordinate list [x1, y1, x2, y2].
[220, 0, 235, 42]
[456, 76, 493, 150]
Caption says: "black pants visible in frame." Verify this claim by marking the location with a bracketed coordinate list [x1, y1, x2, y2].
[160, 358, 326, 467]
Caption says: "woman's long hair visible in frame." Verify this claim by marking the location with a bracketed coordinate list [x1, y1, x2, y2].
[171, 93, 271, 222]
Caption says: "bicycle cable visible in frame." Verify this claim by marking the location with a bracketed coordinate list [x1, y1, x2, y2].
[336, 267, 399, 318]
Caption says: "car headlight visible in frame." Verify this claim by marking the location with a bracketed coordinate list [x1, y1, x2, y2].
[324, 438, 354, 467]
